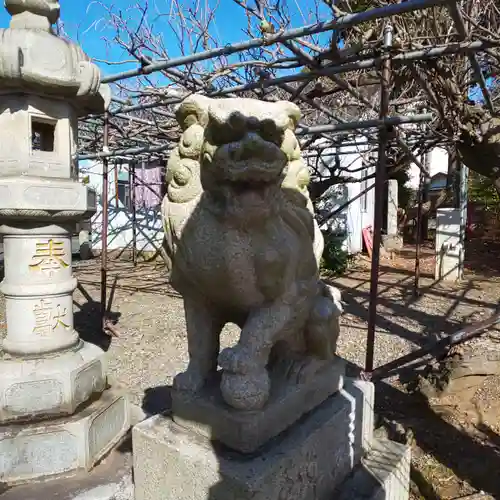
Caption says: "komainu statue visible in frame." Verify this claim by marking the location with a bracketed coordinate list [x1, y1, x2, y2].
[161, 95, 343, 411]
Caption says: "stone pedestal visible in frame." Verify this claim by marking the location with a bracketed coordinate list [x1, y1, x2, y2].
[435, 208, 464, 281]
[1, 389, 129, 485]
[133, 375, 410, 500]
[134, 378, 365, 500]
[0, 212, 131, 485]
[172, 359, 345, 453]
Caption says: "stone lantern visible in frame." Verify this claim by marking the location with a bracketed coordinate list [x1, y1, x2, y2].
[0, 0, 129, 484]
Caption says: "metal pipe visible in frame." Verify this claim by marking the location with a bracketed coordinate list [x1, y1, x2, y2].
[365, 23, 393, 373]
[369, 312, 500, 381]
[76, 114, 433, 161]
[111, 96, 185, 116]
[296, 113, 433, 135]
[114, 161, 119, 208]
[101, 0, 447, 84]
[303, 140, 416, 151]
[100, 113, 110, 331]
[414, 159, 425, 295]
[77, 143, 173, 161]
[111, 96, 130, 105]
[208, 40, 490, 98]
[130, 161, 138, 267]
[89, 39, 490, 122]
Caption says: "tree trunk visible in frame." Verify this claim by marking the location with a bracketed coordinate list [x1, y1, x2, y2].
[457, 107, 500, 193]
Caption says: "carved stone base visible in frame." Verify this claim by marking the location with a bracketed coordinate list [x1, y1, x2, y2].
[172, 357, 345, 453]
[337, 438, 411, 500]
[0, 388, 130, 485]
[0, 341, 107, 424]
[133, 377, 374, 500]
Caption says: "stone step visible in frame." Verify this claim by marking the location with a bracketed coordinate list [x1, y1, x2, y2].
[0, 404, 146, 499]
[0, 389, 130, 485]
[337, 437, 411, 500]
[0, 447, 133, 500]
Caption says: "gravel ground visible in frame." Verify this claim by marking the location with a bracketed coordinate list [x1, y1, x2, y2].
[1, 247, 500, 499]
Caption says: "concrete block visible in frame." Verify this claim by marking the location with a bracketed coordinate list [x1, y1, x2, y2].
[172, 357, 345, 453]
[0, 445, 134, 500]
[0, 341, 107, 424]
[133, 384, 371, 500]
[0, 388, 130, 485]
[344, 379, 375, 458]
[337, 438, 411, 500]
[435, 208, 464, 282]
[382, 234, 403, 252]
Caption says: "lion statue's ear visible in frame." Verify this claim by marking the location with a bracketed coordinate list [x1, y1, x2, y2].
[275, 101, 301, 129]
[175, 94, 212, 131]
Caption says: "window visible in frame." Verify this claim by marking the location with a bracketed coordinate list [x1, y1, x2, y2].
[31, 117, 56, 152]
[117, 179, 131, 209]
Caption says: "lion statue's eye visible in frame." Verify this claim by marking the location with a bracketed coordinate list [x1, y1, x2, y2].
[228, 113, 246, 135]
[259, 120, 282, 145]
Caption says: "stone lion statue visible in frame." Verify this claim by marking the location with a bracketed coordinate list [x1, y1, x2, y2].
[161, 95, 343, 411]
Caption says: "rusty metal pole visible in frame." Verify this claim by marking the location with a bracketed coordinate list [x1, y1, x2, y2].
[370, 311, 500, 381]
[130, 160, 137, 267]
[100, 112, 110, 328]
[114, 161, 119, 207]
[365, 24, 393, 373]
[414, 164, 424, 295]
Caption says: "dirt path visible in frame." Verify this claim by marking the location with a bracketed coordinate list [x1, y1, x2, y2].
[1, 251, 500, 498]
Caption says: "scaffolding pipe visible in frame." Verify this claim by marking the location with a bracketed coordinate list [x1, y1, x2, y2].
[77, 143, 173, 161]
[369, 312, 500, 381]
[100, 113, 110, 332]
[365, 24, 393, 373]
[208, 40, 490, 98]
[130, 161, 138, 267]
[89, 39, 490, 123]
[114, 161, 119, 208]
[76, 114, 433, 161]
[296, 113, 433, 135]
[101, 0, 448, 84]
[414, 160, 425, 295]
[89, 39, 490, 122]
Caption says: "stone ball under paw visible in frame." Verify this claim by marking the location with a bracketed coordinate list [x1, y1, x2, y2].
[220, 371, 270, 411]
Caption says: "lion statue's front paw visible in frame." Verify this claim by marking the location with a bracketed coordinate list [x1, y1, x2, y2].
[173, 367, 206, 393]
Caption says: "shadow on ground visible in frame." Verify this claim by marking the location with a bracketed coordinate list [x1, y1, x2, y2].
[73, 280, 121, 351]
[331, 264, 499, 352]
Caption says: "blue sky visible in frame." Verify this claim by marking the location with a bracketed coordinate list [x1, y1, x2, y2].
[0, 1, 331, 80]
[1, 2, 491, 99]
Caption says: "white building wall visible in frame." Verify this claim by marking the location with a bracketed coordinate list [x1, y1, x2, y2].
[314, 141, 374, 255]
[407, 147, 448, 190]
[78, 160, 164, 254]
